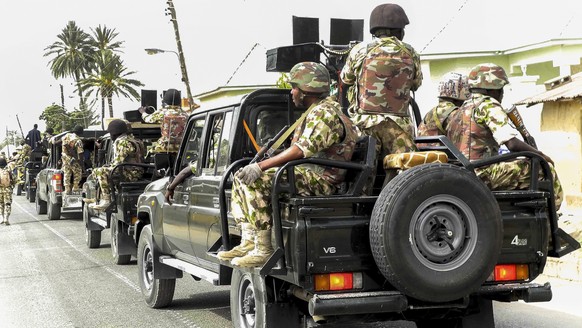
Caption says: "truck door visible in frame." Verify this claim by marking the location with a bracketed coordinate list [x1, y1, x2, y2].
[162, 116, 206, 257]
[188, 110, 233, 269]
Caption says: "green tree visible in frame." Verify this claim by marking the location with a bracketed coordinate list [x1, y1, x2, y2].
[0, 130, 23, 152]
[39, 104, 70, 134]
[44, 21, 94, 112]
[276, 73, 291, 89]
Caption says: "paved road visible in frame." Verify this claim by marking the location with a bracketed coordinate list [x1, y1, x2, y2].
[1, 195, 581, 328]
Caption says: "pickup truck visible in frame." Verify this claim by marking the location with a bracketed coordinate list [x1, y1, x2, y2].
[24, 148, 44, 203]
[133, 88, 579, 328]
[82, 122, 161, 265]
[35, 130, 106, 220]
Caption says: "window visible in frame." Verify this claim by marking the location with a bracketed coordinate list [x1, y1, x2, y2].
[179, 117, 205, 174]
[202, 111, 233, 176]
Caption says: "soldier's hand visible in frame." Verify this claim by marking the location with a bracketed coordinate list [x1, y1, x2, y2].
[165, 188, 174, 205]
[236, 163, 263, 185]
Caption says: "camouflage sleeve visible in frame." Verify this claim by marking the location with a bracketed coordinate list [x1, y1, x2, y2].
[142, 110, 165, 123]
[75, 139, 84, 155]
[340, 42, 366, 85]
[475, 100, 518, 146]
[294, 103, 342, 158]
[111, 139, 135, 166]
[410, 46, 423, 92]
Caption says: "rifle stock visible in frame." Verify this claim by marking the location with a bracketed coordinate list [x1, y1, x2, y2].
[250, 125, 290, 164]
[505, 105, 537, 149]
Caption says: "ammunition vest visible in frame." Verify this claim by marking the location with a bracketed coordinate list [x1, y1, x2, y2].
[0, 168, 11, 187]
[161, 111, 188, 148]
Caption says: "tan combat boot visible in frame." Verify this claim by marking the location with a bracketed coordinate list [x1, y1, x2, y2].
[231, 229, 274, 267]
[217, 223, 256, 261]
[90, 194, 111, 210]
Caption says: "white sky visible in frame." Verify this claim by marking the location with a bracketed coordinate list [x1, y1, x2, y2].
[1, 0, 580, 141]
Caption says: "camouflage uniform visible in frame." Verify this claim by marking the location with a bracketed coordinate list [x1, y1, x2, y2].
[0, 167, 16, 224]
[142, 106, 188, 153]
[231, 96, 357, 230]
[447, 93, 563, 208]
[92, 133, 144, 200]
[341, 36, 422, 157]
[61, 132, 84, 190]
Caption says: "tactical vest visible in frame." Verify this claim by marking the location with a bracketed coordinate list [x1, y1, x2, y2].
[116, 134, 144, 164]
[418, 100, 459, 137]
[446, 98, 499, 160]
[356, 38, 415, 117]
[161, 111, 188, 148]
[62, 133, 79, 158]
[0, 168, 11, 187]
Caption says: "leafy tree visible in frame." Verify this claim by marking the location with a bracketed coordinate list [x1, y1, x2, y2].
[276, 73, 291, 89]
[0, 130, 23, 152]
[44, 21, 94, 112]
[39, 104, 70, 134]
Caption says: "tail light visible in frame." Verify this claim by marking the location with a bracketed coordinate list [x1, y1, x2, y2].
[51, 173, 63, 193]
[314, 272, 363, 291]
[487, 264, 529, 282]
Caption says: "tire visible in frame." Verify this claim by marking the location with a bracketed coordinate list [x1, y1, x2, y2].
[29, 188, 36, 203]
[370, 163, 502, 303]
[47, 194, 61, 220]
[138, 225, 175, 308]
[111, 219, 131, 265]
[35, 189, 47, 215]
[84, 204, 101, 249]
[16, 183, 22, 196]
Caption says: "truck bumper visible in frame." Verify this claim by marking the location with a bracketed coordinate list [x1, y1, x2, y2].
[308, 291, 408, 316]
[478, 282, 552, 303]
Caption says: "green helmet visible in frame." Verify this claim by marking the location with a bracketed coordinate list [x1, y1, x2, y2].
[288, 62, 330, 95]
[468, 63, 509, 90]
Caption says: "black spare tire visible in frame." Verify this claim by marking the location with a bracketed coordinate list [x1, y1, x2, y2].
[370, 163, 502, 302]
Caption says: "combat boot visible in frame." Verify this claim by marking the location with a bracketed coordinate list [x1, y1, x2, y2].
[231, 229, 273, 267]
[90, 194, 111, 211]
[64, 185, 72, 195]
[83, 198, 96, 204]
[0, 215, 4, 225]
[216, 223, 256, 261]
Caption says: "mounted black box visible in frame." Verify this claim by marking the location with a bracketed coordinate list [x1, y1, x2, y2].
[266, 43, 322, 73]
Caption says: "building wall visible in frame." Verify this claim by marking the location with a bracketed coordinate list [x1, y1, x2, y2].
[541, 101, 582, 205]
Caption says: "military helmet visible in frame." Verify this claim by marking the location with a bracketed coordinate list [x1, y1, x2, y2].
[73, 125, 84, 135]
[468, 63, 509, 90]
[369, 3, 410, 33]
[45, 127, 54, 135]
[288, 62, 330, 95]
[163, 88, 181, 106]
[0, 157, 6, 168]
[107, 119, 128, 136]
[438, 72, 471, 101]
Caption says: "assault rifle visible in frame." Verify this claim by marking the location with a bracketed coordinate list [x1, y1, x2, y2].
[250, 125, 290, 164]
[504, 105, 537, 149]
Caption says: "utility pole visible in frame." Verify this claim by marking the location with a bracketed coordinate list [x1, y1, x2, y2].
[165, 0, 197, 110]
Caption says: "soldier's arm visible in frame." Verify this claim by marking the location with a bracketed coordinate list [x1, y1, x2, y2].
[504, 138, 554, 165]
[111, 140, 134, 166]
[411, 49, 423, 91]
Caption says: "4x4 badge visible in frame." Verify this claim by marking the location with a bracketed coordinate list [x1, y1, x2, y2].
[511, 235, 528, 246]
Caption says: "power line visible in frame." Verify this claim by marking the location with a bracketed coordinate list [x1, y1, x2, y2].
[420, 0, 470, 53]
[225, 43, 266, 85]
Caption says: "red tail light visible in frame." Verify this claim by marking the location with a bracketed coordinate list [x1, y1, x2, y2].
[51, 173, 63, 192]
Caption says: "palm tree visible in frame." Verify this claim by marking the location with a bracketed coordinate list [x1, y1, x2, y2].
[79, 50, 143, 122]
[44, 21, 94, 111]
[89, 25, 124, 53]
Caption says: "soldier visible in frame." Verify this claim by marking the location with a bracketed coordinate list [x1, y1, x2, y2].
[417, 72, 470, 138]
[446, 63, 563, 209]
[340, 3, 422, 159]
[40, 127, 54, 164]
[139, 88, 188, 154]
[216, 62, 357, 267]
[0, 157, 16, 225]
[61, 125, 84, 194]
[90, 119, 145, 210]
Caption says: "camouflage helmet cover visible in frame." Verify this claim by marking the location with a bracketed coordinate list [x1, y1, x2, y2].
[369, 3, 410, 33]
[288, 62, 330, 95]
[468, 63, 509, 90]
[438, 72, 471, 101]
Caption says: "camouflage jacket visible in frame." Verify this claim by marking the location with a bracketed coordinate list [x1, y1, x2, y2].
[447, 93, 518, 160]
[61, 133, 83, 162]
[417, 100, 459, 137]
[143, 105, 188, 153]
[292, 96, 357, 185]
[0, 167, 16, 189]
[341, 36, 422, 124]
[111, 134, 144, 166]
[13, 144, 32, 165]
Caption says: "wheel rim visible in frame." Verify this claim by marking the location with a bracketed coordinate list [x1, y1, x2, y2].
[83, 205, 90, 245]
[238, 275, 256, 328]
[409, 194, 478, 271]
[111, 222, 118, 258]
[141, 244, 154, 291]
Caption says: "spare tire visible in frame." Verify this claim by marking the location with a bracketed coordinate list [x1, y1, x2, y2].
[370, 163, 502, 302]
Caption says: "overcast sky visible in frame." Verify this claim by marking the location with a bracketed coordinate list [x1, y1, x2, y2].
[1, 0, 580, 141]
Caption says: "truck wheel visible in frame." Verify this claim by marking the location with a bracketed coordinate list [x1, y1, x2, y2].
[35, 190, 47, 215]
[47, 194, 61, 220]
[111, 220, 131, 265]
[370, 163, 502, 303]
[138, 225, 175, 308]
[16, 183, 22, 196]
[84, 204, 101, 249]
[28, 188, 36, 203]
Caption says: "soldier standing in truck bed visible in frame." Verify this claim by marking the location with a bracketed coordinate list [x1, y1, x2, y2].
[60, 125, 84, 194]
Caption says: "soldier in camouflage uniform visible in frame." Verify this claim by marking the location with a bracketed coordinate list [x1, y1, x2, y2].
[90, 119, 145, 210]
[0, 157, 16, 225]
[340, 3, 422, 160]
[139, 88, 188, 154]
[447, 63, 563, 209]
[217, 62, 357, 267]
[418, 72, 470, 140]
[60, 125, 84, 194]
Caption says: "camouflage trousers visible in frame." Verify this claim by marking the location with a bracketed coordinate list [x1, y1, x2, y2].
[93, 166, 144, 198]
[62, 162, 82, 188]
[231, 166, 335, 230]
[0, 187, 13, 218]
[476, 160, 564, 210]
[358, 118, 418, 159]
[148, 137, 181, 154]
